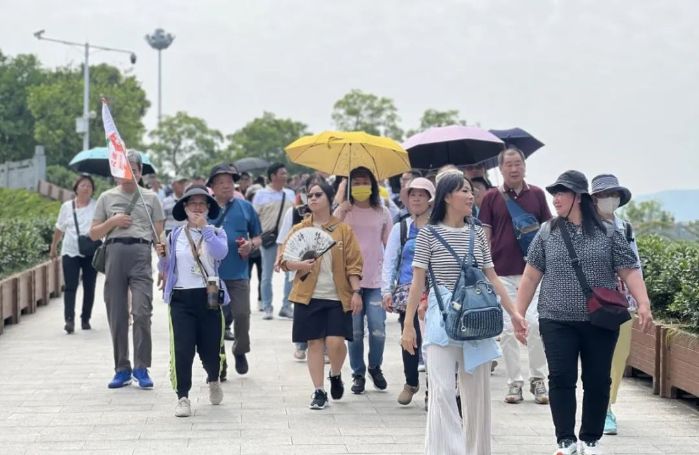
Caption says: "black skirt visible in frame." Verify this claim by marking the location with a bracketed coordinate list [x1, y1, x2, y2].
[292, 298, 353, 342]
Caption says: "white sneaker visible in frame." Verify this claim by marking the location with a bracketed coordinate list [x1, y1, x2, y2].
[262, 309, 273, 320]
[174, 397, 191, 417]
[580, 441, 601, 454]
[209, 380, 223, 405]
[293, 349, 306, 361]
[553, 439, 578, 455]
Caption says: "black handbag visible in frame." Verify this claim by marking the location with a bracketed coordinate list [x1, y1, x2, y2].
[261, 192, 286, 248]
[72, 200, 101, 257]
[559, 223, 631, 330]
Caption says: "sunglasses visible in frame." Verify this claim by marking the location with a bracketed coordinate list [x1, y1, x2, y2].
[308, 191, 325, 200]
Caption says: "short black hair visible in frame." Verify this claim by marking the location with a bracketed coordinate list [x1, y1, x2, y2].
[497, 146, 526, 167]
[429, 172, 472, 225]
[349, 166, 380, 208]
[306, 180, 336, 215]
[267, 162, 286, 180]
[73, 174, 95, 193]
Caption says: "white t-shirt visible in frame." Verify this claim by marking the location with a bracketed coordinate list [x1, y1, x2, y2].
[55, 199, 97, 257]
[174, 228, 216, 289]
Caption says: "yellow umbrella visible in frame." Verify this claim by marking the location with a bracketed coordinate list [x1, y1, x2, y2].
[284, 130, 411, 179]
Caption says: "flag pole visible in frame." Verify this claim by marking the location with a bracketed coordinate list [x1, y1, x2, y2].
[101, 96, 163, 250]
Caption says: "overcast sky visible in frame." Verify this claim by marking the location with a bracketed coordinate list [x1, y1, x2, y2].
[2, 0, 698, 196]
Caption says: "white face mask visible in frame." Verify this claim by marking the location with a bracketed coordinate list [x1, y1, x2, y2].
[596, 196, 621, 216]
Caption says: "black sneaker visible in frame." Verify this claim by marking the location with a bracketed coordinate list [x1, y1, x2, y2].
[64, 320, 75, 334]
[368, 367, 388, 390]
[224, 328, 235, 341]
[81, 320, 91, 330]
[234, 354, 248, 375]
[309, 389, 328, 410]
[328, 373, 344, 400]
[351, 374, 365, 394]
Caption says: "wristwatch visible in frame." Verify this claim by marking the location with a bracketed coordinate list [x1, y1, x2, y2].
[352, 289, 363, 296]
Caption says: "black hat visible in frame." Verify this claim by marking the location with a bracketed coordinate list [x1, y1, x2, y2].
[172, 185, 220, 221]
[546, 170, 589, 195]
[207, 163, 240, 187]
[590, 174, 632, 207]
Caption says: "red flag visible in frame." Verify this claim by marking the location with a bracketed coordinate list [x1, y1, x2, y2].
[102, 101, 133, 180]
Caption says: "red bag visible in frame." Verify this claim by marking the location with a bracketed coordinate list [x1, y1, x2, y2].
[586, 287, 631, 331]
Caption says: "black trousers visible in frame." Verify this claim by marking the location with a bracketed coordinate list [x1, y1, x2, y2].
[169, 288, 224, 398]
[398, 311, 422, 387]
[61, 254, 97, 322]
[539, 318, 619, 444]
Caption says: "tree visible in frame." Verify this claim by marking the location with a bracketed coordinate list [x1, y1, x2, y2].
[0, 52, 47, 162]
[148, 112, 223, 179]
[406, 108, 466, 137]
[27, 63, 149, 166]
[225, 112, 310, 173]
[331, 89, 403, 140]
[620, 200, 675, 236]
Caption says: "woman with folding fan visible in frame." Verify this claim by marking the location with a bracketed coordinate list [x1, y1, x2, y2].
[280, 180, 364, 410]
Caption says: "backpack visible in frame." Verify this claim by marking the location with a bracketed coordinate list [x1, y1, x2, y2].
[427, 220, 503, 341]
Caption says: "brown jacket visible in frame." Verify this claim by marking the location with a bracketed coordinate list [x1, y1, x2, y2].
[280, 215, 363, 312]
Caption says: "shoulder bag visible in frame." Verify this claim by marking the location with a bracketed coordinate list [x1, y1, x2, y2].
[558, 223, 631, 330]
[72, 200, 102, 257]
[500, 190, 540, 257]
[427, 220, 503, 341]
[390, 219, 410, 313]
[261, 192, 286, 248]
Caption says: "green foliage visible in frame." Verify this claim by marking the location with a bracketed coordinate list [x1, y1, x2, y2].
[45, 164, 112, 197]
[0, 52, 47, 162]
[406, 108, 466, 137]
[225, 112, 311, 174]
[332, 89, 403, 140]
[637, 235, 699, 330]
[27, 63, 149, 166]
[0, 188, 58, 278]
[148, 111, 223, 179]
[619, 201, 675, 236]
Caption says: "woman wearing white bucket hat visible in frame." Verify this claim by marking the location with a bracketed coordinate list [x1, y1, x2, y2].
[382, 177, 435, 406]
[590, 174, 639, 436]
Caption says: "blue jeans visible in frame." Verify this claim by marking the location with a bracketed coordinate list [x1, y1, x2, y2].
[348, 288, 386, 376]
[260, 244, 277, 312]
[282, 271, 293, 314]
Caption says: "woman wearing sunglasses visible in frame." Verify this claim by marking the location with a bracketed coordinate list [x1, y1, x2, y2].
[280, 180, 363, 410]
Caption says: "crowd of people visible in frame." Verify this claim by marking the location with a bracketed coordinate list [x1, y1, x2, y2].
[48, 147, 654, 455]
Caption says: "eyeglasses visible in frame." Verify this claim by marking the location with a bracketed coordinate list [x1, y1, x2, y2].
[308, 192, 324, 200]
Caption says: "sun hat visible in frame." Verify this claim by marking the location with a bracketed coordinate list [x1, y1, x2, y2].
[590, 174, 632, 207]
[407, 177, 436, 202]
[207, 163, 240, 187]
[545, 170, 589, 195]
[172, 185, 220, 221]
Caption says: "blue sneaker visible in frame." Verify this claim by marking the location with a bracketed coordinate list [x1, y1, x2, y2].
[603, 409, 617, 435]
[108, 370, 132, 389]
[132, 368, 154, 389]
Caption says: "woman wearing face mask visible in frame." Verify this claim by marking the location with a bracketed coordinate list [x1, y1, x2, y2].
[382, 177, 435, 405]
[515, 171, 652, 455]
[156, 185, 230, 418]
[334, 166, 393, 394]
[590, 174, 640, 437]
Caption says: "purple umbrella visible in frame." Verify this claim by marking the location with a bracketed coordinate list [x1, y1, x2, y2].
[403, 125, 505, 170]
[481, 127, 544, 170]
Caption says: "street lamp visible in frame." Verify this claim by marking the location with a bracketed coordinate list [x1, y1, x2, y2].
[145, 28, 175, 125]
[34, 30, 137, 152]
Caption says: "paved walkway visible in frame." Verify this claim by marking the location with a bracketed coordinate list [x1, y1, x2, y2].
[0, 271, 697, 455]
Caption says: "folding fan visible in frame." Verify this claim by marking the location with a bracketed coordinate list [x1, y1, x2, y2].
[283, 227, 336, 262]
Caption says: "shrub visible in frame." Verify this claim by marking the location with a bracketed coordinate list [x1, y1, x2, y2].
[637, 235, 699, 331]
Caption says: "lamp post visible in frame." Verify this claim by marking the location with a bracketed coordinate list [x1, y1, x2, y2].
[145, 28, 175, 125]
[33, 30, 136, 152]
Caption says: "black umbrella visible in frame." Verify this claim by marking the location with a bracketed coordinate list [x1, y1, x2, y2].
[482, 128, 544, 169]
[233, 157, 270, 173]
[68, 147, 156, 176]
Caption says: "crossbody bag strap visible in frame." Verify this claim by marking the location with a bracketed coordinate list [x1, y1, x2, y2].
[394, 219, 408, 278]
[183, 227, 209, 282]
[426, 226, 469, 322]
[72, 200, 81, 236]
[214, 199, 235, 228]
[558, 222, 593, 298]
[103, 191, 141, 240]
[273, 192, 286, 232]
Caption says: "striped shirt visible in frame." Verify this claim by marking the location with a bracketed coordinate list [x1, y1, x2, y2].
[412, 222, 494, 290]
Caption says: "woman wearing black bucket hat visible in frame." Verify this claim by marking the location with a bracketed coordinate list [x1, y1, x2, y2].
[514, 170, 653, 455]
[156, 184, 230, 418]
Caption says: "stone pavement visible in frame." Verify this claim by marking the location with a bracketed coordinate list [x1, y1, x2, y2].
[0, 270, 697, 455]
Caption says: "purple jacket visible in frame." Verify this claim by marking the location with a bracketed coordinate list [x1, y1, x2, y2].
[159, 225, 230, 305]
